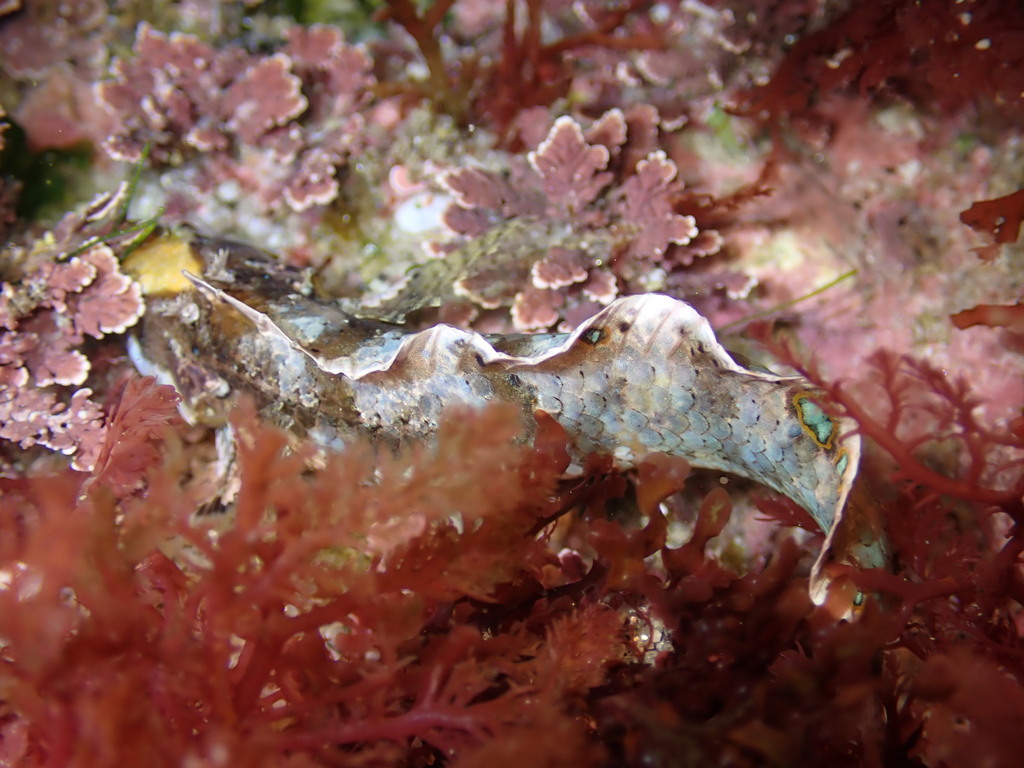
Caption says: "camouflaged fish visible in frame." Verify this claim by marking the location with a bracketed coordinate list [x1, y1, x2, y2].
[126, 235, 888, 606]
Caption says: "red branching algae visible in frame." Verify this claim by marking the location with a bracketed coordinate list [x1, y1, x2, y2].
[0, 404, 590, 765]
[89, 376, 182, 497]
[738, 0, 1024, 135]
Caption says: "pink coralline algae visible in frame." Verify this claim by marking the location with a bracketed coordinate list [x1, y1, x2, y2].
[438, 113, 708, 330]
[0, 0, 107, 80]
[96, 23, 374, 213]
[528, 117, 614, 216]
[222, 54, 307, 145]
[615, 150, 699, 260]
[0, 245, 144, 470]
[98, 24, 276, 161]
[0, 107, 15, 238]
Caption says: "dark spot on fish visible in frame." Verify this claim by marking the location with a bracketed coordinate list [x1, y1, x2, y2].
[617, 321, 630, 333]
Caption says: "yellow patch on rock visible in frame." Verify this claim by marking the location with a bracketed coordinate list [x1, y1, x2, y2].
[122, 236, 202, 296]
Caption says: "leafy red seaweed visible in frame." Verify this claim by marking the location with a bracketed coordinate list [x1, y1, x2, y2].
[960, 188, 1024, 261]
[951, 300, 1024, 332]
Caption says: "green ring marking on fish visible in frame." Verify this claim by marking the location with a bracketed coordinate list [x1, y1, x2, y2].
[793, 392, 837, 449]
